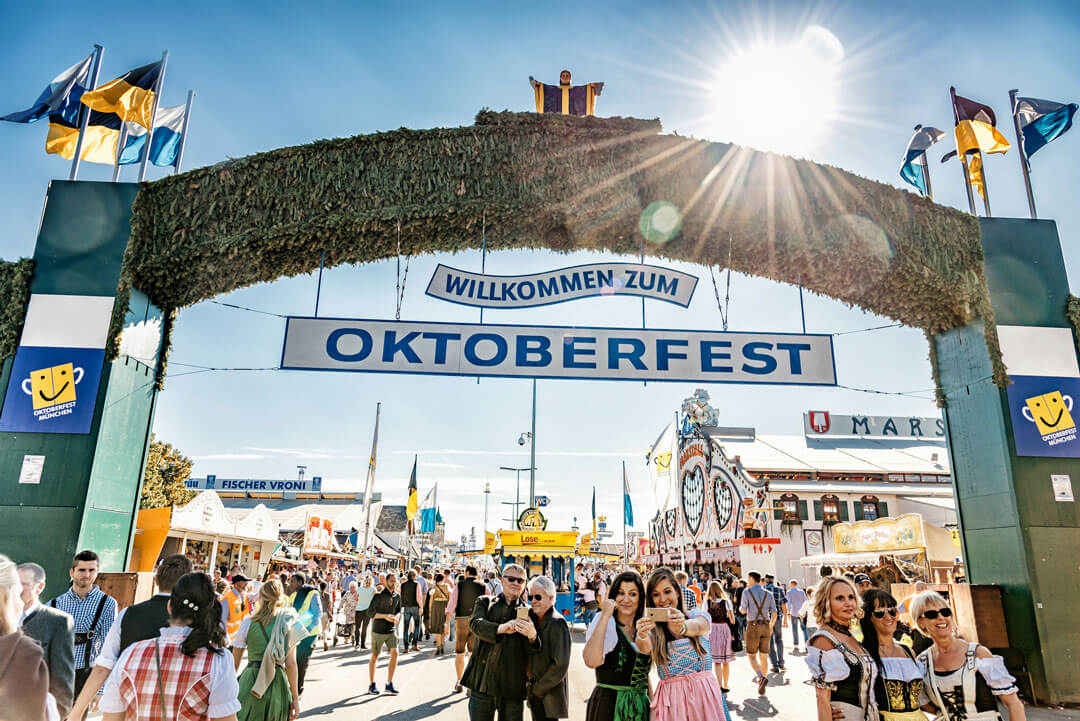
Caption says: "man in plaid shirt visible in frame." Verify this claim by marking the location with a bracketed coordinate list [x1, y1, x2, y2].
[763, 573, 787, 672]
[48, 550, 117, 701]
[674, 570, 697, 610]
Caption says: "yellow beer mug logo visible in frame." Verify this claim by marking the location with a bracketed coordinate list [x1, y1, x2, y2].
[654, 452, 672, 474]
[1022, 391, 1075, 436]
[21, 363, 84, 410]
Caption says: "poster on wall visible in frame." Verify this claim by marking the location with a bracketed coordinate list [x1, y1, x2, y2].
[0, 346, 105, 434]
[1006, 375, 1080, 458]
[304, 515, 334, 552]
[804, 528, 824, 555]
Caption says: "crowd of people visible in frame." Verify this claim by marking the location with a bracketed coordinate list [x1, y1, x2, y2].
[0, 548, 1029, 721]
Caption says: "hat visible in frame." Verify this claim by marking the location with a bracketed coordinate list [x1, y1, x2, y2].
[853, 573, 871, 584]
[231, 573, 251, 583]
[764, 573, 774, 580]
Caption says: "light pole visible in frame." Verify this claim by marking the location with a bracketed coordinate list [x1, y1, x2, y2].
[483, 482, 491, 539]
[297, 465, 307, 482]
[499, 466, 536, 519]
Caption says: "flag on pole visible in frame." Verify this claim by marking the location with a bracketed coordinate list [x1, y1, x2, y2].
[406, 455, 419, 533]
[647, 421, 678, 513]
[419, 487, 436, 533]
[80, 60, 162, 129]
[45, 108, 122, 164]
[1014, 96, 1077, 159]
[2, 53, 93, 124]
[899, 125, 945, 195]
[118, 103, 186, 166]
[949, 92, 1011, 158]
[592, 486, 597, 540]
[623, 463, 634, 527]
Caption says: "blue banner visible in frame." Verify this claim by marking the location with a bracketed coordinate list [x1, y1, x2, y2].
[0, 346, 105, 434]
[1006, 375, 1080, 458]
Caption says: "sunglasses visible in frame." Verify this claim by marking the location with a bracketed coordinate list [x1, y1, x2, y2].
[528, 594, 545, 601]
[871, 607, 898, 619]
[920, 607, 953, 620]
[503, 576, 525, 584]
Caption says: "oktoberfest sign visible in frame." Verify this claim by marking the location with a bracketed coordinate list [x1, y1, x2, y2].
[425, 262, 699, 309]
[1006, 375, 1080, 458]
[280, 317, 837, 385]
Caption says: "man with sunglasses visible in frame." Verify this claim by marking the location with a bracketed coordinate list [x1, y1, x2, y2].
[524, 576, 569, 721]
[461, 564, 533, 721]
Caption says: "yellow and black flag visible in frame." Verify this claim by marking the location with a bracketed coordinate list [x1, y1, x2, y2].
[80, 61, 162, 129]
[953, 91, 1011, 158]
[46, 108, 122, 164]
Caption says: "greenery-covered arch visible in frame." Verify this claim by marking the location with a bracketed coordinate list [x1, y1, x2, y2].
[3, 111, 1003, 399]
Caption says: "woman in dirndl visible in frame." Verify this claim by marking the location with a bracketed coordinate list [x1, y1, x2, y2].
[233, 579, 307, 721]
[582, 571, 653, 721]
[645, 568, 730, 721]
[705, 581, 735, 694]
[806, 576, 878, 721]
[911, 591, 1026, 721]
[857, 589, 931, 721]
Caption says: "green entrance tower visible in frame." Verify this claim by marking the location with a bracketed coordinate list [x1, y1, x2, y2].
[935, 218, 1080, 704]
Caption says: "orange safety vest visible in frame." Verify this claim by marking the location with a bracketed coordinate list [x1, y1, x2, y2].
[224, 587, 250, 639]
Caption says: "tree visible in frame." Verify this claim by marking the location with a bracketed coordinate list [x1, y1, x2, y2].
[140, 435, 197, 509]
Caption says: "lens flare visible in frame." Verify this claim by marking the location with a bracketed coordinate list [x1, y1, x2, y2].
[639, 201, 683, 244]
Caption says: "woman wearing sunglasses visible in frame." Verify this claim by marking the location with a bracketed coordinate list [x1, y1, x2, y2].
[857, 589, 930, 721]
[806, 576, 877, 721]
[911, 591, 1026, 721]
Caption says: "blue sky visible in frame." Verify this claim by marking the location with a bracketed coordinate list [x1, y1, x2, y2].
[2, 0, 1078, 543]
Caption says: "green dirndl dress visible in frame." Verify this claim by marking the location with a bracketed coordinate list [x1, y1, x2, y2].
[237, 615, 294, 721]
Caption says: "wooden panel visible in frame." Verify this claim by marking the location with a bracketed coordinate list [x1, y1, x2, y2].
[97, 572, 156, 610]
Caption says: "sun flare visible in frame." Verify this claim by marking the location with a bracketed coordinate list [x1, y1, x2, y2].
[710, 24, 844, 157]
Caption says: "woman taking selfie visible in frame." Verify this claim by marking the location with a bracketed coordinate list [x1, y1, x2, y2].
[234, 579, 306, 721]
[912, 591, 1025, 721]
[806, 576, 877, 721]
[582, 571, 653, 721]
[645, 568, 729, 721]
[857, 589, 929, 721]
[99, 572, 241, 721]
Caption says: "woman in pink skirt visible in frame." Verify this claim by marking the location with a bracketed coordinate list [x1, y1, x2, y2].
[644, 568, 730, 721]
[705, 581, 736, 694]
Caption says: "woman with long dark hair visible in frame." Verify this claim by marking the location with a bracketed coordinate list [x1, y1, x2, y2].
[645, 568, 729, 721]
[805, 576, 877, 721]
[582, 570, 653, 721]
[100, 572, 241, 721]
[857, 589, 929, 721]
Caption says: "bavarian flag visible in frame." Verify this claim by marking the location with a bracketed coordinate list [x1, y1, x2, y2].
[1, 53, 93, 124]
[952, 90, 1010, 157]
[1015, 96, 1077, 159]
[80, 61, 162, 129]
[118, 104, 186, 166]
[45, 108, 122, 164]
[899, 125, 945, 195]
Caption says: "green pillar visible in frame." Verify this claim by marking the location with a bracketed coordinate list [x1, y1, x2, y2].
[935, 218, 1080, 703]
[0, 181, 161, 600]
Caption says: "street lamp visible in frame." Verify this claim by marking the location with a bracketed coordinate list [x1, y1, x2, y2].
[499, 465, 536, 521]
[297, 465, 307, 482]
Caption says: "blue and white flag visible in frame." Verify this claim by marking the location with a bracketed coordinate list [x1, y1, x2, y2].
[899, 125, 945, 195]
[118, 103, 186, 166]
[2, 54, 93, 124]
[1015, 96, 1077, 159]
[623, 461, 634, 527]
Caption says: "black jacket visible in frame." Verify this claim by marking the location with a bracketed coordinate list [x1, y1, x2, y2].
[526, 608, 571, 718]
[461, 594, 530, 699]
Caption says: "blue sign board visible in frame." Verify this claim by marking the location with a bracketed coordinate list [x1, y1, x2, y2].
[185, 477, 323, 493]
[0, 346, 105, 434]
[1006, 375, 1080, 458]
[535, 495, 549, 507]
[206, 474, 217, 489]
[312, 476, 322, 491]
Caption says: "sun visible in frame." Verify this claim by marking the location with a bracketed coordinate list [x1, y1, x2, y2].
[709, 24, 844, 157]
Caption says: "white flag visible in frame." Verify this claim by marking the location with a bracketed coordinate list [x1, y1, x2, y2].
[648, 421, 678, 513]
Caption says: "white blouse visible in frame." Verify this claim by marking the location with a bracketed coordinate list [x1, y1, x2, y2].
[974, 657, 1019, 694]
[806, 646, 852, 682]
[585, 615, 642, 656]
[99, 627, 242, 718]
[879, 656, 922, 682]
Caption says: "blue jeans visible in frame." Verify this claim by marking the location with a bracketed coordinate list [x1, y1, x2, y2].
[468, 691, 524, 721]
[791, 615, 808, 646]
[401, 606, 421, 649]
[582, 606, 598, 628]
[768, 620, 785, 668]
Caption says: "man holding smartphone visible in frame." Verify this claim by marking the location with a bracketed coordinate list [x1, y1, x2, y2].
[462, 564, 534, 721]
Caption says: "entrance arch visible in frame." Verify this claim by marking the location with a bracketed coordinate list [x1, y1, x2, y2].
[0, 109, 1075, 701]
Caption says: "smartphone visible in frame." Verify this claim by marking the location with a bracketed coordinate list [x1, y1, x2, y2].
[646, 607, 669, 622]
[516, 607, 530, 620]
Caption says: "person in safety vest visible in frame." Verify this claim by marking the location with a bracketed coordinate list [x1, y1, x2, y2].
[221, 573, 252, 666]
[287, 572, 323, 696]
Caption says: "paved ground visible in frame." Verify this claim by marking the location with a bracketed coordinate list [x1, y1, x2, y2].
[287, 626, 1079, 721]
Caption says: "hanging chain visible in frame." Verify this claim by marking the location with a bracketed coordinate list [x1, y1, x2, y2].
[709, 234, 733, 331]
[395, 220, 411, 320]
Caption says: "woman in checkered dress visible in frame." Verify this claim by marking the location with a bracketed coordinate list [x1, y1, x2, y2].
[100, 573, 241, 721]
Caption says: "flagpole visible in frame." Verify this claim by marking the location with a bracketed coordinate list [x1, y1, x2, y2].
[914, 125, 935, 202]
[138, 50, 168, 182]
[622, 461, 627, 569]
[174, 90, 195, 174]
[70, 44, 104, 181]
[1008, 89, 1038, 219]
[674, 410, 686, 573]
[111, 123, 128, 182]
[950, 87, 978, 215]
[978, 150, 992, 217]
